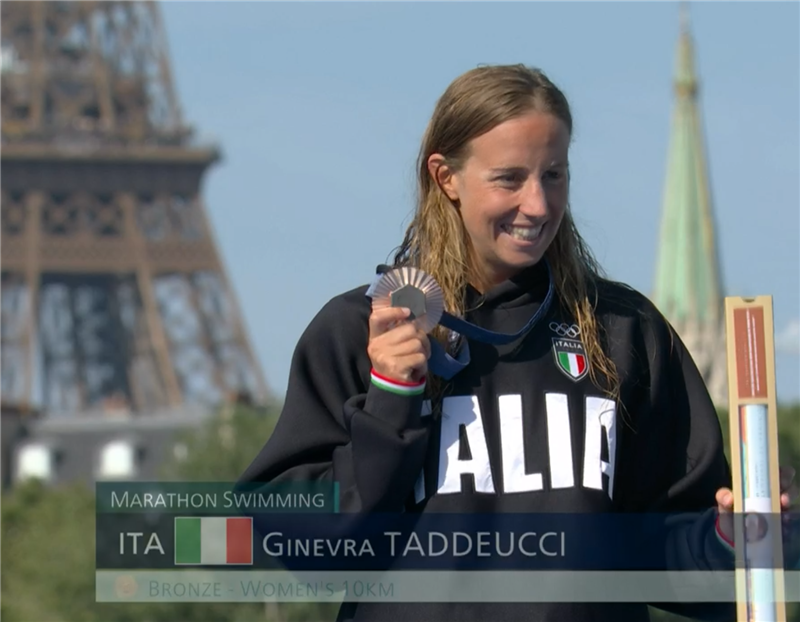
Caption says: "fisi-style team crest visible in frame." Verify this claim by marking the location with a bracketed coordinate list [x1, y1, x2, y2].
[549, 322, 588, 382]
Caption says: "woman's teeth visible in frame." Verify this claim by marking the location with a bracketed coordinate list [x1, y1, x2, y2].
[502, 224, 543, 241]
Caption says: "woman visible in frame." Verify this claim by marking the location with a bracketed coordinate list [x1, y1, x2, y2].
[240, 64, 797, 622]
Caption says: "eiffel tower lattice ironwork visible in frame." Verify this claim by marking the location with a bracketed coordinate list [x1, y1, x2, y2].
[1, 0, 269, 416]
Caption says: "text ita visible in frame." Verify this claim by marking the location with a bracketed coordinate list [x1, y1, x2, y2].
[119, 531, 165, 555]
[415, 393, 616, 503]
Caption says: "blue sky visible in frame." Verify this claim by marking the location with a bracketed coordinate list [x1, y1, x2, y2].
[159, 1, 799, 403]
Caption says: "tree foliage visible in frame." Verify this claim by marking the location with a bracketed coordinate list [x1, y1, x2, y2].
[0, 401, 339, 622]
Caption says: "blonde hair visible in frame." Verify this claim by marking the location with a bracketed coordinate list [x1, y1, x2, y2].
[393, 64, 620, 404]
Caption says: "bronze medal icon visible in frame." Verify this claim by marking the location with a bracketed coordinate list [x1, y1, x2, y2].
[115, 574, 138, 599]
[370, 267, 444, 334]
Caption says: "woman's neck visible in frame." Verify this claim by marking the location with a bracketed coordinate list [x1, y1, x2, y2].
[468, 264, 520, 295]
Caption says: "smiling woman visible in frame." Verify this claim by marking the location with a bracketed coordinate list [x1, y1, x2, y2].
[395, 65, 616, 402]
[428, 112, 569, 289]
[239, 64, 798, 622]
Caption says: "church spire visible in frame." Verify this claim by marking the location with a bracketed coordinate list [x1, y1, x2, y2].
[675, 2, 698, 96]
[652, 5, 728, 406]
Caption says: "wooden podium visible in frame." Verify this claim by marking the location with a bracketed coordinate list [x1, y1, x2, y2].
[725, 296, 786, 622]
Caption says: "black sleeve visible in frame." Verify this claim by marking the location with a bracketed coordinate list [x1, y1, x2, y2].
[238, 290, 430, 514]
[631, 314, 736, 621]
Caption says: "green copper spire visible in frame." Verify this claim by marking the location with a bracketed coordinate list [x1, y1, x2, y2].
[652, 5, 727, 405]
[674, 3, 698, 96]
[652, 5, 724, 328]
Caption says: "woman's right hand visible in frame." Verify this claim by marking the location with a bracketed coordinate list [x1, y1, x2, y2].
[368, 306, 431, 384]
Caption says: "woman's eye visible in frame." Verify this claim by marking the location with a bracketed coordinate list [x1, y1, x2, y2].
[498, 173, 523, 184]
[544, 170, 563, 182]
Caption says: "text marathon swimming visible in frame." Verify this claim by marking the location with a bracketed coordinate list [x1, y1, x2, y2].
[109, 491, 327, 510]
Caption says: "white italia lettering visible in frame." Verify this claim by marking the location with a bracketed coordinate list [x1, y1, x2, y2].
[436, 396, 496, 494]
[545, 393, 575, 489]
[414, 393, 617, 504]
[582, 396, 617, 499]
[498, 395, 543, 492]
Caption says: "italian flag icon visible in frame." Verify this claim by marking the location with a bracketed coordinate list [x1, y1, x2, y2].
[558, 351, 586, 378]
[174, 516, 253, 565]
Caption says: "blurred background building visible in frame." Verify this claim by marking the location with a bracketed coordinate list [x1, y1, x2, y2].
[651, 5, 728, 406]
[1, 0, 268, 487]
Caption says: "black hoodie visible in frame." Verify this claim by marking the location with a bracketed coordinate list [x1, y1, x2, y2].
[239, 261, 738, 622]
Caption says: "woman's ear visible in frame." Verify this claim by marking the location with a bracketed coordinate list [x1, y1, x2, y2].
[427, 154, 460, 202]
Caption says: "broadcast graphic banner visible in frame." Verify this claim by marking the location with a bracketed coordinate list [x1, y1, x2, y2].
[97, 511, 799, 571]
[96, 570, 800, 603]
[95, 481, 799, 604]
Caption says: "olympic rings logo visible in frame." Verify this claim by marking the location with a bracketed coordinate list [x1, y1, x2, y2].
[549, 322, 581, 338]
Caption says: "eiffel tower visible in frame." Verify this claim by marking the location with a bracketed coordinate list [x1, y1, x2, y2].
[1, 0, 268, 417]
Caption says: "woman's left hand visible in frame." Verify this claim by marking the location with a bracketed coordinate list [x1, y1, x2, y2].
[716, 465, 798, 550]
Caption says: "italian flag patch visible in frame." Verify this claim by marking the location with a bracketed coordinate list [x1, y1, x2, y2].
[552, 338, 589, 381]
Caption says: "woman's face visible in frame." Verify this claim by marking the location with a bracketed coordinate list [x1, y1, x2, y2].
[431, 111, 570, 288]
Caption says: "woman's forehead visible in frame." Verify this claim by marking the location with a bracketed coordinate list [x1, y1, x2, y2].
[465, 113, 570, 164]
